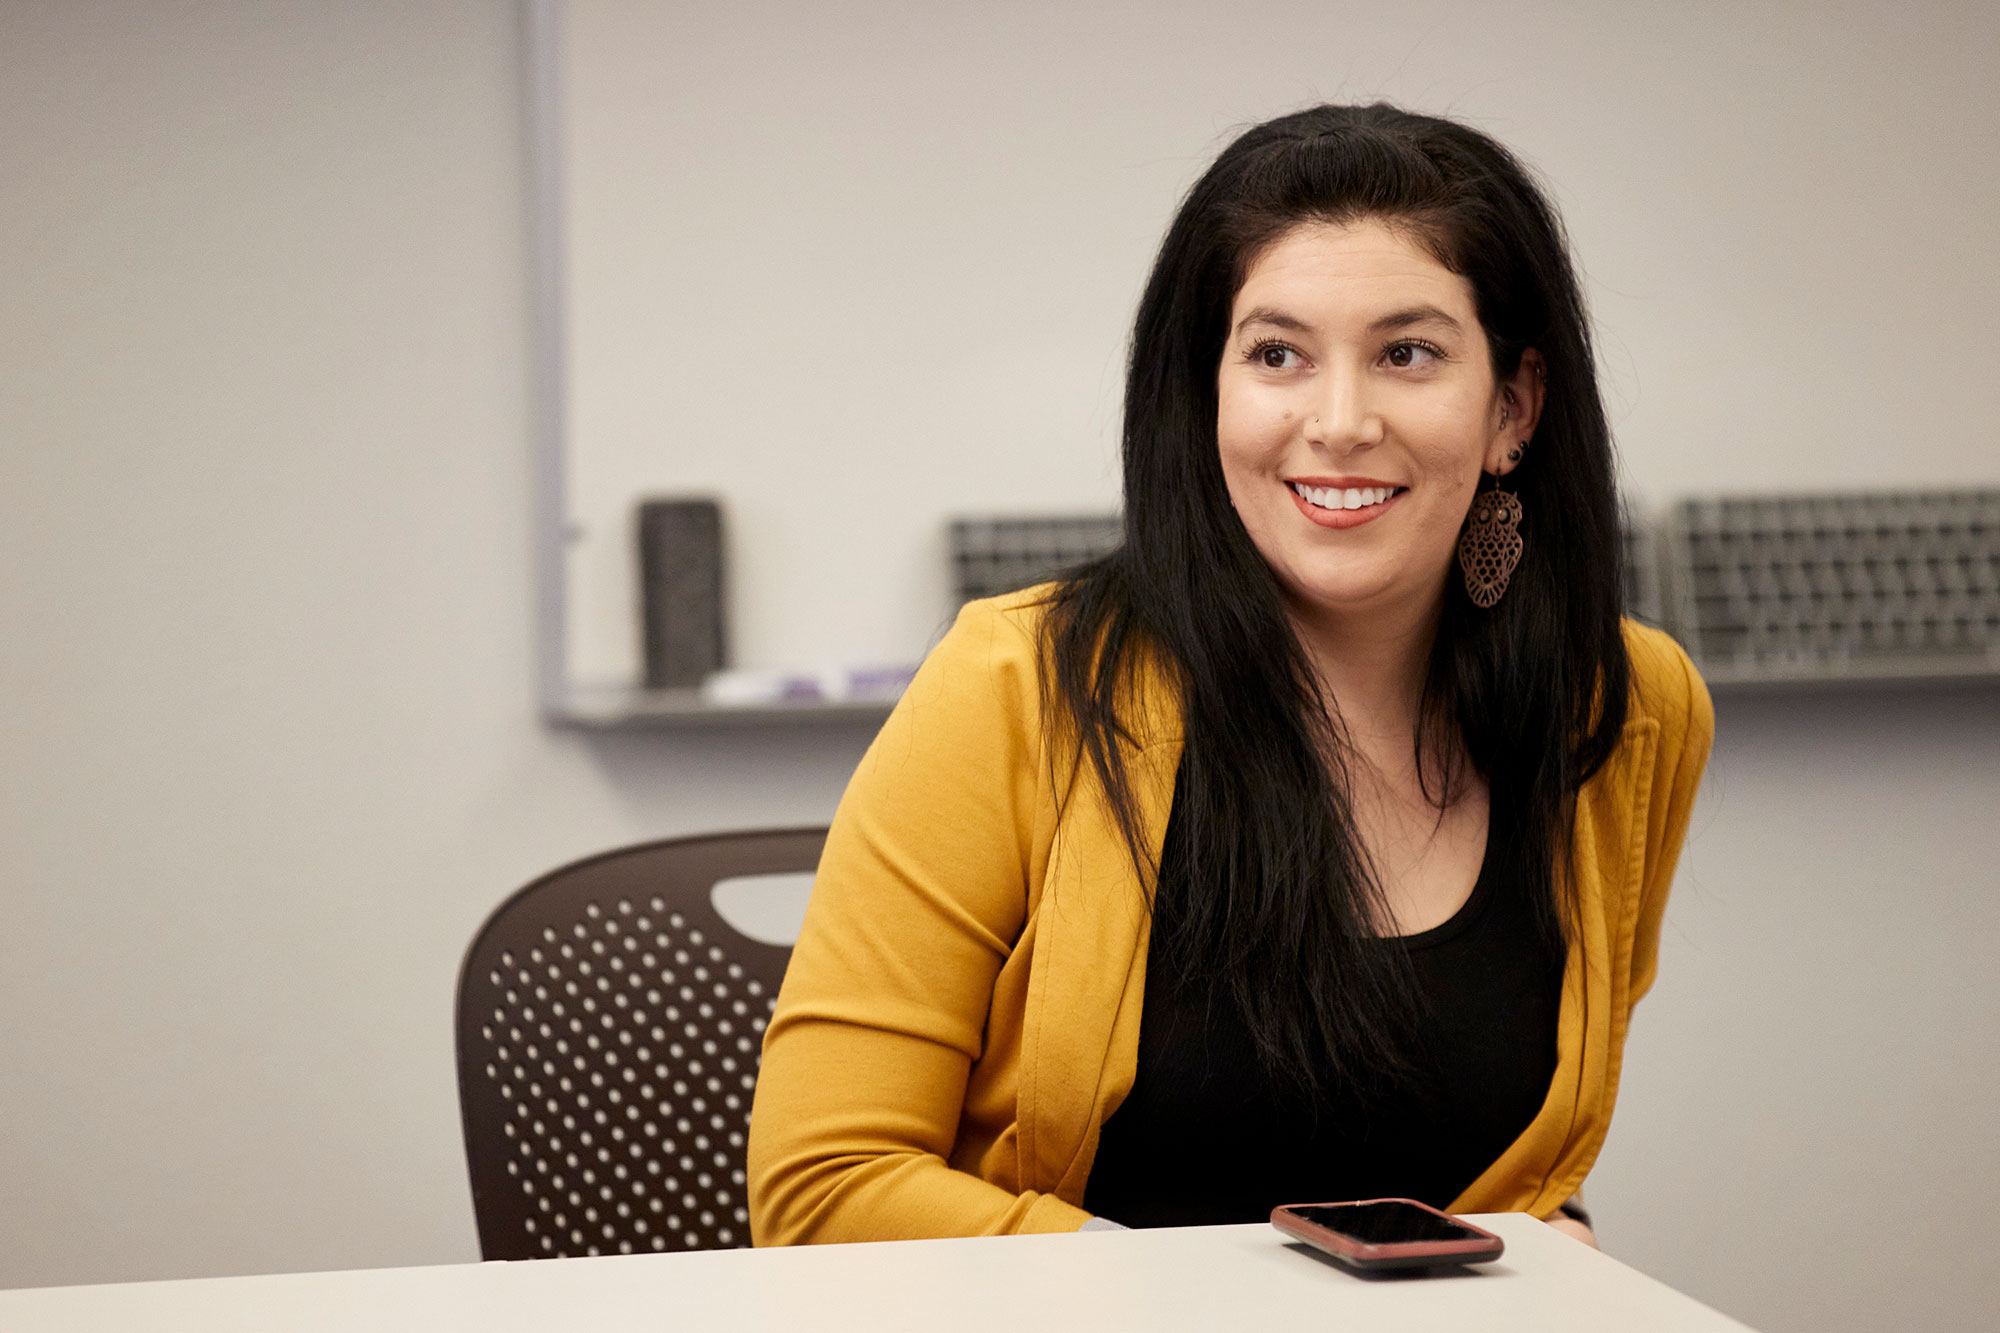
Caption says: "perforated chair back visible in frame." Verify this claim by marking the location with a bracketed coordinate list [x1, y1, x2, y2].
[455, 828, 825, 1259]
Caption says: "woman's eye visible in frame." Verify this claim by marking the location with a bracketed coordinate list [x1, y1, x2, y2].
[1384, 341, 1441, 369]
[1252, 342, 1300, 369]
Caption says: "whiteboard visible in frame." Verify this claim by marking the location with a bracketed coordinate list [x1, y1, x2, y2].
[543, 0, 2000, 698]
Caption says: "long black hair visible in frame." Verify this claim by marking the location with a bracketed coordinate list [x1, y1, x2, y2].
[1040, 103, 1630, 1093]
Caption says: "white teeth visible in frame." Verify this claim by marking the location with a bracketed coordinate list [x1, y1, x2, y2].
[1291, 483, 1397, 511]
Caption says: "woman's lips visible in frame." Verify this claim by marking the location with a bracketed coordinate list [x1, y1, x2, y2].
[1287, 482, 1404, 529]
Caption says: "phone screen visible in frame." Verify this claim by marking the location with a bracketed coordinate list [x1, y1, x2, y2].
[1287, 1202, 1482, 1244]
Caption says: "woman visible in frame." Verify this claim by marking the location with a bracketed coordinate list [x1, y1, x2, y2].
[747, 103, 1711, 1246]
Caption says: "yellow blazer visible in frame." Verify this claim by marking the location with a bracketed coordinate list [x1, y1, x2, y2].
[748, 587, 1713, 1243]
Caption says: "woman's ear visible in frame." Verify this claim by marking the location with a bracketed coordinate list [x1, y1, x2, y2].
[1486, 348, 1546, 478]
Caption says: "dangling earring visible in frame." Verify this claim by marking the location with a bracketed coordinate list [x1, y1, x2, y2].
[1458, 481, 1524, 608]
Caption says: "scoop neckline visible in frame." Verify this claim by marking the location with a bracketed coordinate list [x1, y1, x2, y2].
[1379, 819, 1498, 952]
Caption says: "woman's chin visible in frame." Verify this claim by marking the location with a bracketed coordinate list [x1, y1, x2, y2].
[1280, 569, 1428, 622]
[1283, 588, 1400, 627]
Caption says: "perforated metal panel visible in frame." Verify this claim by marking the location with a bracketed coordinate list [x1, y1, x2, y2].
[949, 514, 1123, 603]
[949, 510, 1678, 628]
[1663, 489, 2000, 684]
[456, 830, 823, 1260]
[946, 495, 2000, 689]
[1621, 510, 1666, 628]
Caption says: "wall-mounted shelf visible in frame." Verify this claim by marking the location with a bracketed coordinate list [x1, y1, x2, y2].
[1697, 653, 2000, 695]
[546, 489, 1999, 730]
[553, 686, 897, 731]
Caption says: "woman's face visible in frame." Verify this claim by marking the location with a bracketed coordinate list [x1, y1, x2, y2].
[1216, 219, 1539, 632]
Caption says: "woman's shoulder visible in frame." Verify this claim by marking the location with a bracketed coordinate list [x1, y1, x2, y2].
[950, 583, 1057, 644]
[920, 584, 1054, 685]
[917, 582, 1180, 749]
[887, 585, 1056, 738]
[1616, 617, 1715, 749]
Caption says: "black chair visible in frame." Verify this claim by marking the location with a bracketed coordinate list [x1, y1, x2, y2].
[455, 828, 825, 1259]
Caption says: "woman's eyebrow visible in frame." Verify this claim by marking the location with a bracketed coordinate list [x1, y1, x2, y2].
[1369, 304, 1463, 334]
[1233, 306, 1313, 336]
[1233, 304, 1465, 337]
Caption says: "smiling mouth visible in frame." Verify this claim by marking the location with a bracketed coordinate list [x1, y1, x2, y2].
[1289, 482, 1405, 512]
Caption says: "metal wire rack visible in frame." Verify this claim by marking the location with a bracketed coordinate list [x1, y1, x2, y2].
[945, 492, 2000, 691]
[1660, 489, 2000, 686]
[949, 514, 1124, 603]
[1621, 511, 1667, 629]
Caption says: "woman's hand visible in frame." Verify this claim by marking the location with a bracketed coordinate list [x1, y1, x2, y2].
[1542, 1213, 1599, 1249]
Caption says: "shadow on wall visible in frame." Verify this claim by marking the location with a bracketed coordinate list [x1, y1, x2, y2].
[568, 723, 880, 832]
[1707, 676, 2000, 771]
[1589, 675, 2000, 1333]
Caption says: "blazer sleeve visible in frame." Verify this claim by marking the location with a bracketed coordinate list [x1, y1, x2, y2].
[746, 598, 1090, 1243]
[1624, 624, 1716, 1005]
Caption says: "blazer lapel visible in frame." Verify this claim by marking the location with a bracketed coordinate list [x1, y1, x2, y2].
[1452, 716, 1659, 1215]
[1016, 662, 1184, 1202]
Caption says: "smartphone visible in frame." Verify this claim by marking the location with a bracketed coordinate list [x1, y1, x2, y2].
[1270, 1199, 1506, 1272]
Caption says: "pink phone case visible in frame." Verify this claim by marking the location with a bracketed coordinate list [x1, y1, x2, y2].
[1271, 1198, 1506, 1271]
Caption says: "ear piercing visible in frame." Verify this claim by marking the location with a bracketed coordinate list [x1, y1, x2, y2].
[1501, 401, 1529, 464]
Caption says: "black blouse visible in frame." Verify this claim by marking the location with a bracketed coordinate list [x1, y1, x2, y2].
[1082, 790, 1565, 1228]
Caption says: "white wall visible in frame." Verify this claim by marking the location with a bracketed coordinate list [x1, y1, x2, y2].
[1589, 686, 2000, 1330]
[0, 4, 1996, 1331]
[0, 0, 874, 1288]
[555, 0, 2000, 689]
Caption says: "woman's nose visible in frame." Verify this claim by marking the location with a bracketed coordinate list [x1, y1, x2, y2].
[1303, 363, 1380, 451]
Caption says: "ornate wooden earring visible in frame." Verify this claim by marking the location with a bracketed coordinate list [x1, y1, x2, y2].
[1458, 485, 1525, 608]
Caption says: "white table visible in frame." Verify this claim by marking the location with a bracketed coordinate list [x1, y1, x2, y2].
[0, 1213, 1753, 1331]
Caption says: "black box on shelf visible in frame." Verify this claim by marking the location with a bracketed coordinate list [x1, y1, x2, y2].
[638, 497, 725, 690]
